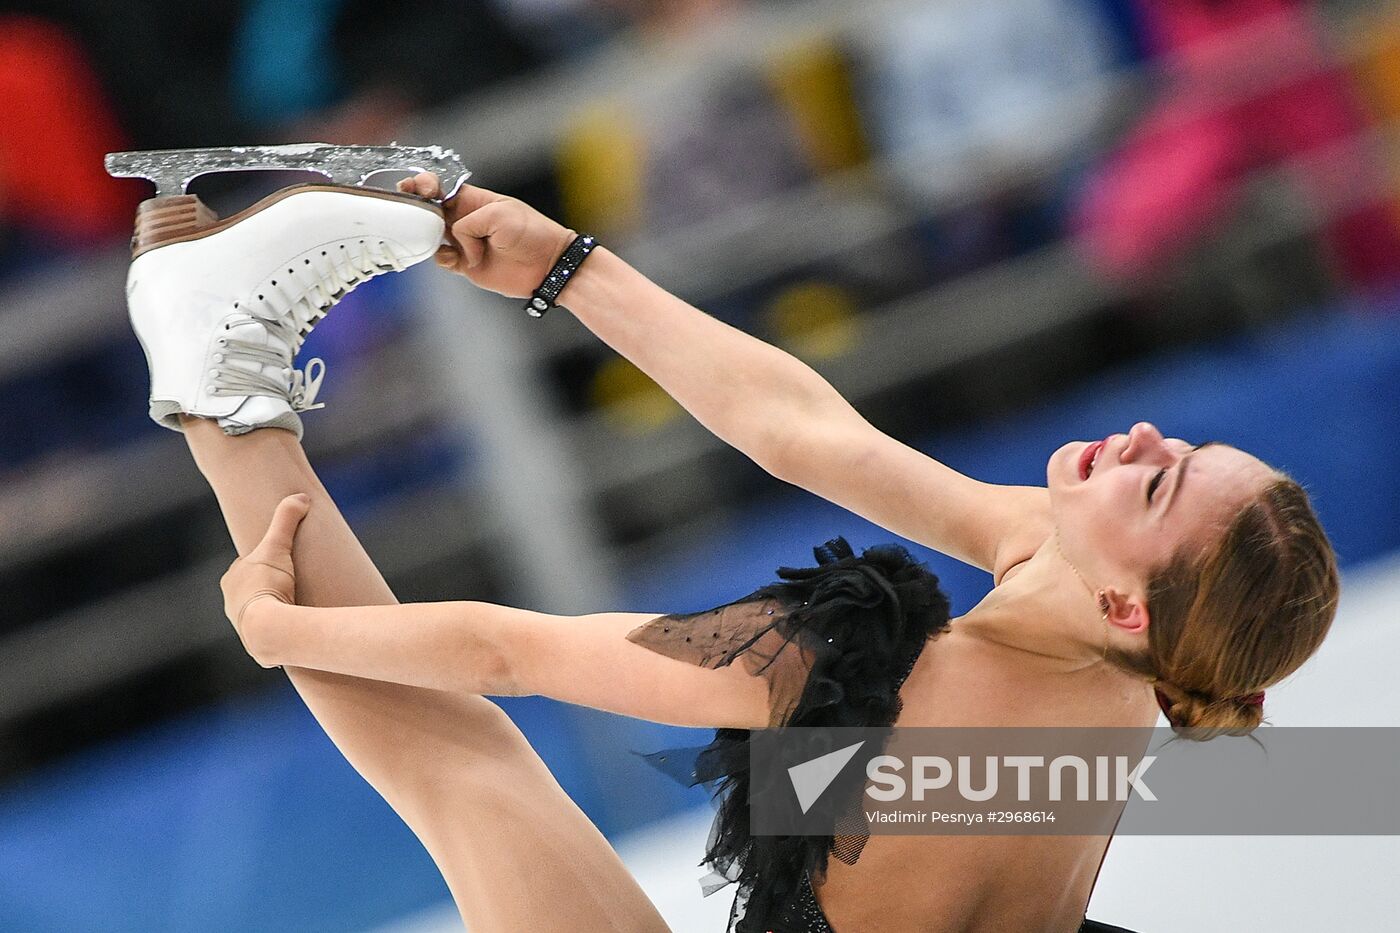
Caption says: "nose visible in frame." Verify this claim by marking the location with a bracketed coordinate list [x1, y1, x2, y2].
[1121, 421, 1171, 464]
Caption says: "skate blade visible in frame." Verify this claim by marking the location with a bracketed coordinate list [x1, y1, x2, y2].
[104, 143, 470, 200]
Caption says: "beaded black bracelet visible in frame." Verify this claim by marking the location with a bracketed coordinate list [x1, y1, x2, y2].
[525, 233, 598, 318]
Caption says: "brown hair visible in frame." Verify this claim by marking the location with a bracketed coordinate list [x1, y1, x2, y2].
[1112, 476, 1340, 739]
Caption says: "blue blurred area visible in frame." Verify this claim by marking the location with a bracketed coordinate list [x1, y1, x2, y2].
[231, 0, 346, 123]
[4, 295, 1400, 931]
[0, 690, 446, 932]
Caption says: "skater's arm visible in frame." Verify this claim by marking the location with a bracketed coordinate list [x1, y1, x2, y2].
[412, 175, 1050, 578]
[241, 599, 772, 729]
[564, 248, 1050, 577]
[223, 495, 770, 727]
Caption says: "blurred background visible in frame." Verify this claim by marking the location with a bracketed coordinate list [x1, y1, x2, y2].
[2, 0, 1400, 929]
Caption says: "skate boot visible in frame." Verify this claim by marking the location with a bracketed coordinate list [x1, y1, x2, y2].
[108, 144, 470, 438]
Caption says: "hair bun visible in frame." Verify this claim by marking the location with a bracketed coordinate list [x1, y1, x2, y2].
[1154, 683, 1264, 738]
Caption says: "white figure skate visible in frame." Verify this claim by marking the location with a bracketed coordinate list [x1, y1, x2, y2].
[108, 143, 469, 438]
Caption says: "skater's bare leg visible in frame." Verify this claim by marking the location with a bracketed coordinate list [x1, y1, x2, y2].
[183, 416, 667, 932]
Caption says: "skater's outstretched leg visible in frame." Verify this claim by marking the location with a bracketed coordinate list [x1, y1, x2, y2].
[119, 175, 667, 932]
[185, 417, 667, 933]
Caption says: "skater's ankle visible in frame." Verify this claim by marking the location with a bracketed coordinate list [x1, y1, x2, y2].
[179, 413, 218, 431]
[179, 413, 299, 440]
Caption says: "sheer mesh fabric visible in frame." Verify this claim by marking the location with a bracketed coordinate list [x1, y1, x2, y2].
[627, 538, 952, 933]
[627, 597, 821, 729]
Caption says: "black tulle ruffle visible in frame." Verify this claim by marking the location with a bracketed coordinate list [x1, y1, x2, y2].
[633, 537, 952, 932]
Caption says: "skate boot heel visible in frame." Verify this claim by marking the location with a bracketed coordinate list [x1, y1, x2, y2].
[132, 195, 220, 257]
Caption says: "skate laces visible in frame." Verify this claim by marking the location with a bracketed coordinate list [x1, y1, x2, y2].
[209, 238, 405, 412]
[211, 315, 326, 412]
[280, 238, 407, 346]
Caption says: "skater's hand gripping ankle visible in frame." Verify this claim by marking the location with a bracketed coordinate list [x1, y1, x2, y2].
[399, 173, 575, 298]
[220, 493, 311, 664]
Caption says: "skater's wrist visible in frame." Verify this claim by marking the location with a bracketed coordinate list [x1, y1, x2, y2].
[560, 245, 626, 316]
[240, 595, 295, 668]
[524, 232, 599, 317]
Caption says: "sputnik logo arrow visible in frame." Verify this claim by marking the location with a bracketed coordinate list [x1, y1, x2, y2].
[787, 741, 866, 814]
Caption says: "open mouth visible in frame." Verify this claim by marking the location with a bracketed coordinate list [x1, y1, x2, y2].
[1079, 439, 1106, 481]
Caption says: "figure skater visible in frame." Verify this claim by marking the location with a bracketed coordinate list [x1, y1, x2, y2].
[122, 170, 1339, 933]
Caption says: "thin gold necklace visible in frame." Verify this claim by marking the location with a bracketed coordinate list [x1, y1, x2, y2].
[1054, 531, 1110, 661]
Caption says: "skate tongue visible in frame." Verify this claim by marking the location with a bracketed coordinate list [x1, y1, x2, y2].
[104, 143, 471, 200]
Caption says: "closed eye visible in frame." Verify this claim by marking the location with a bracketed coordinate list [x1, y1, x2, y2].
[1147, 440, 1216, 506]
[1147, 468, 1167, 503]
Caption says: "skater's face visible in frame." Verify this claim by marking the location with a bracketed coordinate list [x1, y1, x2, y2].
[1046, 422, 1275, 592]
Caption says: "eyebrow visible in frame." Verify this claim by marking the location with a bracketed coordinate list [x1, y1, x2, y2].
[1164, 440, 1222, 514]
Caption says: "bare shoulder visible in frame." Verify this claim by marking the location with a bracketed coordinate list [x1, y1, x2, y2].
[988, 485, 1053, 587]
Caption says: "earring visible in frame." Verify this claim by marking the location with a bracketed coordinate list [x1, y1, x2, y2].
[1098, 590, 1110, 660]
